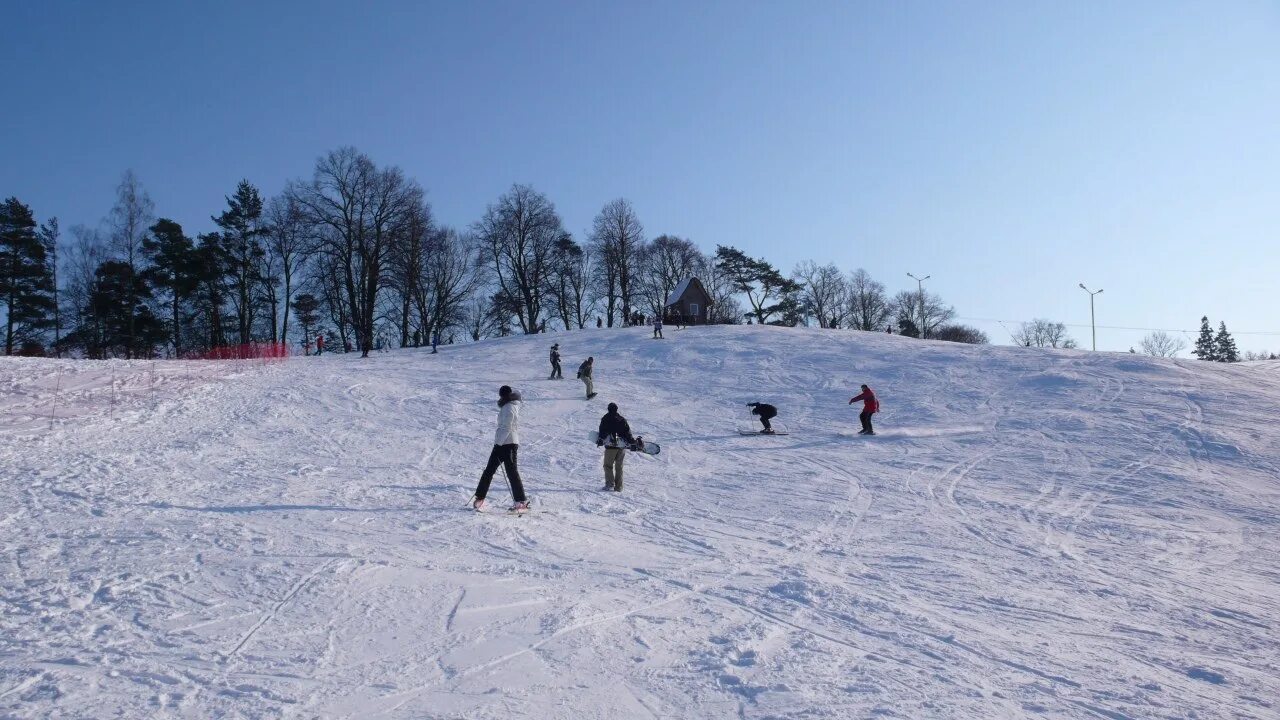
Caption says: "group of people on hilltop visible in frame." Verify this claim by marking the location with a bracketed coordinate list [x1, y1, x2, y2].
[471, 336, 882, 513]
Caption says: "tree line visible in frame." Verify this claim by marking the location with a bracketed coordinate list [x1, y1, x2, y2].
[2, 146, 1267, 361]
[0, 146, 985, 359]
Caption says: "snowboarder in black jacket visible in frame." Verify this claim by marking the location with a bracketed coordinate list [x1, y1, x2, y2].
[596, 402, 637, 491]
[747, 402, 779, 434]
[549, 343, 562, 379]
[577, 357, 596, 399]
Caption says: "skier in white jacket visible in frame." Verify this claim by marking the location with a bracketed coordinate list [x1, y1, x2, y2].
[472, 385, 530, 512]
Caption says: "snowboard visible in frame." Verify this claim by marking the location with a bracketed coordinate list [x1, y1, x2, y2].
[586, 431, 661, 456]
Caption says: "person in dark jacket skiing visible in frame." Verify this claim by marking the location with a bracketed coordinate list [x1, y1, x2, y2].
[471, 385, 530, 512]
[549, 343, 562, 379]
[848, 384, 879, 435]
[747, 402, 779, 434]
[577, 357, 596, 399]
[596, 402, 637, 491]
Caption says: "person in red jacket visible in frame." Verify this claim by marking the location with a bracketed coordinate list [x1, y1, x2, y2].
[848, 384, 879, 435]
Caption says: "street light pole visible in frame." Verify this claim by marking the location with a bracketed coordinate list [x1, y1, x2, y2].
[1079, 283, 1103, 351]
[907, 273, 930, 338]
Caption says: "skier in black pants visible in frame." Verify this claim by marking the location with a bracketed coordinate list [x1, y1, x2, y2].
[747, 402, 779, 434]
[472, 385, 530, 512]
[549, 343, 562, 379]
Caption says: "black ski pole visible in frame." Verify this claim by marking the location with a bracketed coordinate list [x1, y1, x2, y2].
[501, 462, 525, 507]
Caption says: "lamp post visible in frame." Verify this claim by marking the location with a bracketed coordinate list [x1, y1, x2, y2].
[1079, 283, 1103, 351]
[907, 272, 930, 338]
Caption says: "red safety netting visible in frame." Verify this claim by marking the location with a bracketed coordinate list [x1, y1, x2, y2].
[184, 343, 292, 362]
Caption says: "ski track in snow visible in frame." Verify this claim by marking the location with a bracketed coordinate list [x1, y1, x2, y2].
[2, 327, 1279, 719]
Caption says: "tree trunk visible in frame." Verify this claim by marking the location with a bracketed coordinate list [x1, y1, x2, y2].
[281, 266, 292, 347]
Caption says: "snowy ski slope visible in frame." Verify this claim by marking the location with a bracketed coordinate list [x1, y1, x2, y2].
[2, 326, 1278, 719]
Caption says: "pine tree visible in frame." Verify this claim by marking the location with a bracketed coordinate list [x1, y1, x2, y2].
[713, 245, 802, 324]
[290, 293, 321, 349]
[38, 218, 61, 355]
[1, 197, 57, 355]
[1192, 316, 1216, 361]
[88, 260, 164, 357]
[212, 180, 267, 345]
[1214, 322, 1239, 363]
[143, 219, 198, 356]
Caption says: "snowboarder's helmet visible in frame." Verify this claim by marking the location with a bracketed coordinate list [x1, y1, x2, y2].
[607, 402, 618, 413]
[499, 385, 512, 397]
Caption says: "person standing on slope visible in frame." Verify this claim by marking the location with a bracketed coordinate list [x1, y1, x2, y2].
[848, 384, 879, 435]
[746, 402, 779, 434]
[577, 356, 597, 399]
[471, 385, 530, 512]
[596, 402, 638, 491]
[315, 333, 325, 356]
[653, 317, 663, 339]
[549, 343, 563, 379]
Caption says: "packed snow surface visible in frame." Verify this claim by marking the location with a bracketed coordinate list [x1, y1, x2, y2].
[2, 326, 1279, 719]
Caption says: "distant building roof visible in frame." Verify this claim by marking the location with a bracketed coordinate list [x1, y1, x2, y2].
[666, 278, 694, 307]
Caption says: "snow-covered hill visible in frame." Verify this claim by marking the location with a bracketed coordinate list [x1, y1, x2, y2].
[2, 326, 1278, 719]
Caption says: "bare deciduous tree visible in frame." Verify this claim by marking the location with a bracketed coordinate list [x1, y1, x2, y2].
[641, 234, 701, 318]
[1012, 318, 1079, 349]
[290, 147, 423, 356]
[108, 170, 154, 357]
[589, 198, 644, 326]
[264, 193, 312, 344]
[63, 226, 108, 357]
[696, 252, 741, 324]
[414, 227, 479, 346]
[893, 289, 955, 339]
[793, 261, 847, 328]
[933, 324, 989, 344]
[473, 184, 564, 334]
[386, 201, 432, 346]
[548, 234, 596, 330]
[846, 269, 892, 331]
[1139, 331, 1186, 358]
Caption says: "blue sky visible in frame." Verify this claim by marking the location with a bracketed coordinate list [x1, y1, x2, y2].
[3, 1, 1278, 351]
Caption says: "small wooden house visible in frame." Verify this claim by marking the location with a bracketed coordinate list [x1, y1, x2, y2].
[665, 278, 712, 325]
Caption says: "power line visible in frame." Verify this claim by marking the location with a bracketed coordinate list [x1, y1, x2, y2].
[954, 316, 1280, 337]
